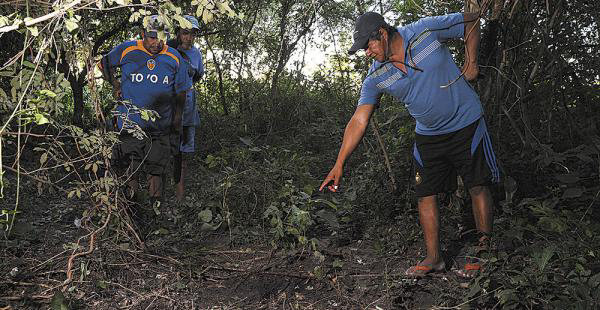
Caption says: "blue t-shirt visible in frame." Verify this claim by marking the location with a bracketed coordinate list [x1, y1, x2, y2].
[103, 40, 192, 133]
[178, 46, 204, 127]
[358, 13, 482, 135]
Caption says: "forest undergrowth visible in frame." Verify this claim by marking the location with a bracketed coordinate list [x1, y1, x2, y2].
[1, 98, 600, 309]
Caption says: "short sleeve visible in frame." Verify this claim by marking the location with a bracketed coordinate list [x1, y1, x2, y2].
[357, 76, 382, 106]
[175, 60, 193, 94]
[104, 42, 129, 68]
[420, 13, 464, 41]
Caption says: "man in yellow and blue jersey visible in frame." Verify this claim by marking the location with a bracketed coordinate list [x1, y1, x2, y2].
[99, 15, 192, 217]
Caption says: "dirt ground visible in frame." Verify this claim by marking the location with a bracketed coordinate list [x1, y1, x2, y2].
[1, 176, 484, 310]
[0, 141, 512, 310]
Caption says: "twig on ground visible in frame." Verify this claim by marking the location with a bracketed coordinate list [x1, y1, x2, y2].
[1, 281, 51, 288]
[106, 281, 143, 297]
[31, 250, 69, 271]
[62, 203, 112, 290]
[124, 249, 184, 266]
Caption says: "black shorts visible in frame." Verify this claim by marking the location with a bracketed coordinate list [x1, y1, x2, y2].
[113, 132, 179, 176]
[412, 118, 500, 197]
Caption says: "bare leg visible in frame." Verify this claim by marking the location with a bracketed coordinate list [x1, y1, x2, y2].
[418, 195, 443, 264]
[456, 185, 494, 278]
[469, 185, 493, 235]
[406, 195, 445, 276]
[175, 157, 186, 202]
[148, 174, 163, 199]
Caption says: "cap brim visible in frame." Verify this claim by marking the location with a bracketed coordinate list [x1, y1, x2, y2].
[145, 31, 159, 38]
[348, 36, 368, 55]
[144, 30, 170, 40]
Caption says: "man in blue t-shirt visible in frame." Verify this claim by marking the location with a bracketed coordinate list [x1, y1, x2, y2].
[320, 11, 499, 278]
[167, 15, 204, 203]
[99, 15, 192, 213]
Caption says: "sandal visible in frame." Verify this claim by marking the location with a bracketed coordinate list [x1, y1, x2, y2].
[453, 256, 482, 278]
[405, 261, 446, 277]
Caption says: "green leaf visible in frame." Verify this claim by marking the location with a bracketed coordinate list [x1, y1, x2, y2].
[27, 26, 38, 37]
[287, 227, 299, 235]
[96, 280, 108, 289]
[198, 209, 213, 222]
[140, 110, 150, 121]
[51, 291, 69, 310]
[35, 113, 49, 125]
[175, 15, 193, 29]
[153, 228, 169, 235]
[22, 60, 36, 69]
[239, 136, 253, 146]
[196, 5, 204, 18]
[202, 10, 214, 24]
[0, 15, 10, 27]
[65, 19, 79, 32]
[533, 246, 555, 271]
[40, 152, 48, 165]
[538, 216, 567, 233]
[200, 222, 221, 231]
[128, 11, 140, 23]
[298, 235, 307, 244]
[303, 185, 314, 196]
[40, 89, 57, 98]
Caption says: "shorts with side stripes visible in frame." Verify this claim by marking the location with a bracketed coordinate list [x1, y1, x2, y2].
[412, 118, 500, 197]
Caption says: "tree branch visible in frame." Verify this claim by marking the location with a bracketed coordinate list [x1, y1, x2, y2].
[0, 0, 82, 33]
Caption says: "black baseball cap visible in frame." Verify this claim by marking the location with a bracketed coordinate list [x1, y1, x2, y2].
[348, 12, 388, 55]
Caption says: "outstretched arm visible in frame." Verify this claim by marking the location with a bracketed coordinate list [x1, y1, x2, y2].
[319, 104, 376, 192]
[463, 12, 481, 81]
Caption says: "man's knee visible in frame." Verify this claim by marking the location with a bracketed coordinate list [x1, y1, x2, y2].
[469, 185, 488, 196]
[418, 195, 437, 206]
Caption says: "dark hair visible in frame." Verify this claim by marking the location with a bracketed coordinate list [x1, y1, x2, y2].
[369, 24, 398, 41]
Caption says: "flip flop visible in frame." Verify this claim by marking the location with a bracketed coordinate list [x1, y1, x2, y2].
[405, 261, 446, 277]
[454, 256, 482, 278]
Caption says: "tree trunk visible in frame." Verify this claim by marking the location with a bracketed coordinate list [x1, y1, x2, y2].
[270, 0, 292, 98]
[206, 38, 228, 115]
[70, 77, 85, 127]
